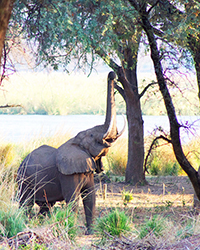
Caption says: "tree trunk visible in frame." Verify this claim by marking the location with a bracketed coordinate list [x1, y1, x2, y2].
[138, 4, 200, 201]
[187, 35, 200, 100]
[0, 0, 15, 60]
[96, 42, 146, 185]
[117, 64, 145, 185]
[126, 90, 145, 184]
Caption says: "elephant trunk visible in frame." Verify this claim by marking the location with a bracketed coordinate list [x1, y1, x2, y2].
[103, 71, 118, 139]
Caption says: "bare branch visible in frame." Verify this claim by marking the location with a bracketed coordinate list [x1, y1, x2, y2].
[144, 135, 172, 174]
[147, 0, 159, 15]
[139, 81, 158, 99]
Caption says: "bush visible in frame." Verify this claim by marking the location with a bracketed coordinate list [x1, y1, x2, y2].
[146, 144, 182, 176]
[95, 209, 131, 243]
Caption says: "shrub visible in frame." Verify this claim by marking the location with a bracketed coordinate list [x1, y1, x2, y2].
[95, 209, 131, 243]
[146, 144, 182, 176]
[122, 189, 133, 205]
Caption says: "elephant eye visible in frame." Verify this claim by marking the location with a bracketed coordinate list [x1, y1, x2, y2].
[90, 134, 93, 137]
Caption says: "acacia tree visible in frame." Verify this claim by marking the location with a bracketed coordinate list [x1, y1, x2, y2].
[12, 0, 148, 184]
[10, 0, 200, 187]
[129, 0, 200, 201]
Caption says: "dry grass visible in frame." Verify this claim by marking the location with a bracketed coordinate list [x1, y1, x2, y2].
[0, 70, 199, 115]
[1, 71, 125, 115]
[0, 131, 200, 249]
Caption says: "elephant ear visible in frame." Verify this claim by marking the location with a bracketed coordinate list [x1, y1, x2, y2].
[56, 141, 96, 175]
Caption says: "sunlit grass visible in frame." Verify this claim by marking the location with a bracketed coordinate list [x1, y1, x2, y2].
[0, 133, 199, 247]
[103, 137, 127, 176]
[0, 72, 125, 115]
[144, 136, 200, 176]
[0, 71, 199, 115]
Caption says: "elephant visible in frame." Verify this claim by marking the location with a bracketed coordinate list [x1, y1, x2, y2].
[17, 71, 125, 234]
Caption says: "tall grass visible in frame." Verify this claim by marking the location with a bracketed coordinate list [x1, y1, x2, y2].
[145, 137, 200, 176]
[0, 72, 125, 115]
[0, 71, 199, 115]
[103, 137, 127, 176]
[0, 132, 200, 247]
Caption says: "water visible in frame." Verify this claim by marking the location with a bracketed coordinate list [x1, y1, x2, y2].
[0, 115, 199, 143]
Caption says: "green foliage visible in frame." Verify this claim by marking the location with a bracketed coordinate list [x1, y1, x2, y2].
[122, 189, 133, 205]
[149, 159, 179, 176]
[95, 209, 131, 243]
[12, 0, 138, 71]
[146, 143, 182, 176]
[139, 215, 165, 239]
[19, 243, 48, 250]
[0, 206, 26, 238]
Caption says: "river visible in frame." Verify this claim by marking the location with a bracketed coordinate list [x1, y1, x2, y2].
[0, 115, 199, 144]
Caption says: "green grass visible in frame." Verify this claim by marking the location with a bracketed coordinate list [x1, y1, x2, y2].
[0, 205, 26, 238]
[95, 209, 131, 243]
[138, 215, 165, 238]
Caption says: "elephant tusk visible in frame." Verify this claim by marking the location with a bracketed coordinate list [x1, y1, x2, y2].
[103, 116, 115, 139]
[115, 115, 126, 139]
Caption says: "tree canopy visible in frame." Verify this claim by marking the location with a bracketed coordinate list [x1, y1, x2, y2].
[4, 0, 200, 187]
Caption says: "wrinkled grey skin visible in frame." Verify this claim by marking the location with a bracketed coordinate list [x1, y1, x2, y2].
[17, 71, 124, 234]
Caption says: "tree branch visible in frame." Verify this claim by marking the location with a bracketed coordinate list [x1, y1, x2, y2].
[139, 81, 158, 99]
[0, 104, 22, 108]
[144, 135, 172, 174]
[114, 82, 126, 101]
[94, 47, 120, 72]
[94, 47, 134, 99]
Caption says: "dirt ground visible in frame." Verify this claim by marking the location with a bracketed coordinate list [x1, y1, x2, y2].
[76, 175, 198, 249]
[3, 176, 198, 250]
[95, 175, 194, 210]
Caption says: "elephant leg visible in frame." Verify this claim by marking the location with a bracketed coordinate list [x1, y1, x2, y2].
[59, 172, 96, 234]
[81, 173, 95, 235]
[58, 173, 82, 208]
[36, 201, 56, 215]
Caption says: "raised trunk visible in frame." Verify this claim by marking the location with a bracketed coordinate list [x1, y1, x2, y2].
[104, 71, 117, 138]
